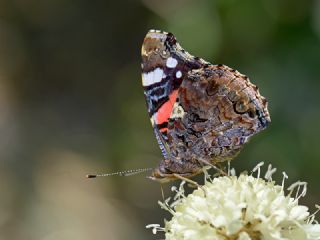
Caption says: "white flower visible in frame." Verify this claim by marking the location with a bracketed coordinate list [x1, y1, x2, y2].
[146, 163, 320, 240]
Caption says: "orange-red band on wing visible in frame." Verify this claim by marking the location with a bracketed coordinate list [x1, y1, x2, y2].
[156, 90, 178, 126]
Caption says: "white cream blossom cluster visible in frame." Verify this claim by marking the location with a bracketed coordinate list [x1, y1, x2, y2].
[147, 163, 320, 240]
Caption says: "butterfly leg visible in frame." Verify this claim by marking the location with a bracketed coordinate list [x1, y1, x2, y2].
[172, 173, 207, 196]
[160, 183, 165, 201]
[197, 158, 228, 176]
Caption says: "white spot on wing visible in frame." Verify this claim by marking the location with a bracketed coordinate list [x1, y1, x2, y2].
[166, 57, 178, 68]
[142, 68, 165, 87]
[150, 114, 156, 126]
[171, 102, 185, 119]
[176, 70, 182, 78]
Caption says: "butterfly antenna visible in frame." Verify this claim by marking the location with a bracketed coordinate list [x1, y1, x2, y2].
[86, 168, 153, 178]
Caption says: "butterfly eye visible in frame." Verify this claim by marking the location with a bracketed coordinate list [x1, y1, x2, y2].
[234, 101, 248, 114]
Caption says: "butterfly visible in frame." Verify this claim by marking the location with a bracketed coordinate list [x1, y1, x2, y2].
[141, 30, 271, 183]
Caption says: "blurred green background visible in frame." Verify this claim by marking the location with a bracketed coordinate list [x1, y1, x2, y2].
[0, 0, 319, 239]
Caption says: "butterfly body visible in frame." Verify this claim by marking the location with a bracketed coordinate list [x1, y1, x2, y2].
[141, 30, 270, 182]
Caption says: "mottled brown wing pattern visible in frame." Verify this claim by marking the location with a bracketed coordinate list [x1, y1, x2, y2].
[141, 30, 270, 182]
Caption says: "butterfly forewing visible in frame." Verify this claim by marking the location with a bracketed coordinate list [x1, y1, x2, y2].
[141, 30, 208, 158]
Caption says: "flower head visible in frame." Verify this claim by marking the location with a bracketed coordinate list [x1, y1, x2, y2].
[147, 163, 320, 240]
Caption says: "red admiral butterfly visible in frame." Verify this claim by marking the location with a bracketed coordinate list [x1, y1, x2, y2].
[141, 30, 270, 183]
